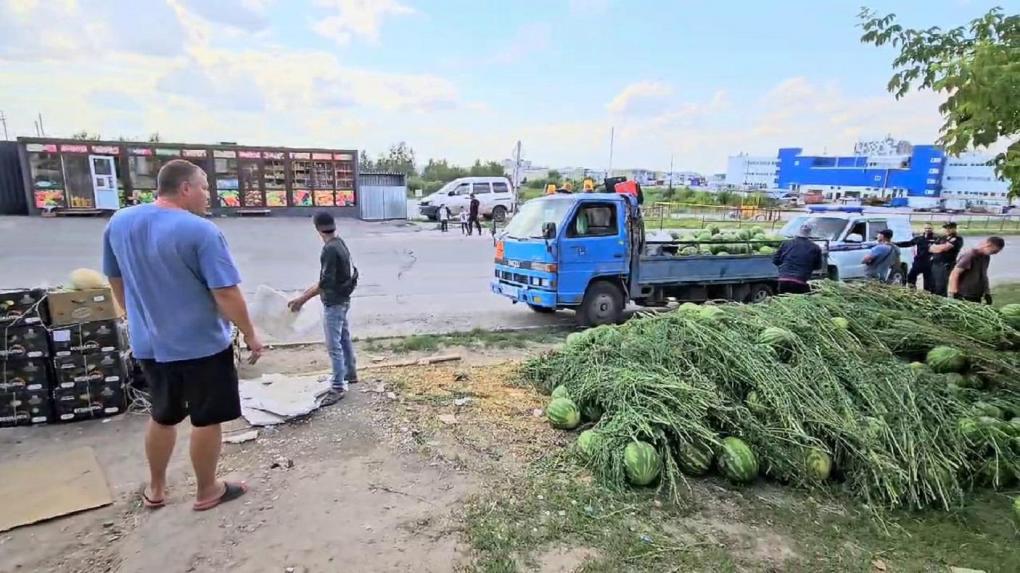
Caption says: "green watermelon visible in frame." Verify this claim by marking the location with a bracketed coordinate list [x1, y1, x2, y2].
[577, 429, 601, 459]
[958, 417, 982, 441]
[679, 246, 699, 256]
[749, 225, 764, 236]
[581, 402, 603, 422]
[708, 225, 721, 235]
[678, 302, 701, 314]
[715, 250, 731, 256]
[862, 416, 887, 442]
[758, 327, 797, 357]
[756, 245, 776, 255]
[1008, 419, 1020, 437]
[546, 398, 581, 430]
[926, 346, 967, 374]
[623, 441, 661, 486]
[963, 373, 986, 390]
[551, 385, 571, 400]
[909, 361, 927, 374]
[565, 331, 584, 346]
[1013, 496, 1020, 522]
[831, 317, 850, 330]
[1000, 304, 1020, 329]
[737, 229, 752, 241]
[676, 440, 714, 476]
[946, 372, 967, 387]
[806, 450, 833, 481]
[974, 402, 1004, 420]
[696, 231, 713, 242]
[716, 437, 758, 484]
[745, 391, 766, 415]
[699, 306, 724, 321]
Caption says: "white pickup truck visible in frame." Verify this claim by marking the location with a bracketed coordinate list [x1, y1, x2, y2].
[778, 208, 915, 284]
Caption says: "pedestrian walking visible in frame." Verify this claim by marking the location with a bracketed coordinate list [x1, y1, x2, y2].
[907, 224, 936, 292]
[439, 205, 451, 232]
[468, 194, 482, 236]
[102, 159, 262, 512]
[948, 237, 1005, 303]
[772, 223, 823, 294]
[929, 222, 964, 296]
[862, 229, 901, 283]
[459, 209, 469, 235]
[289, 212, 359, 406]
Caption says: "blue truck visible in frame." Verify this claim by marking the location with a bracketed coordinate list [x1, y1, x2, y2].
[491, 193, 827, 326]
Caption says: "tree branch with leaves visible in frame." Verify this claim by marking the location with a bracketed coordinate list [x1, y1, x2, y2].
[859, 6, 1020, 198]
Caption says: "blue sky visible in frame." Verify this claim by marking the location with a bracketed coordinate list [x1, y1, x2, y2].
[0, 0, 1012, 174]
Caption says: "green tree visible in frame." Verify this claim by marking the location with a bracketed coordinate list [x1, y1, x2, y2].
[422, 158, 468, 182]
[468, 159, 505, 177]
[547, 169, 562, 182]
[359, 150, 375, 171]
[859, 7, 1020, 198]
[148, 132, 162, 143]
[70, 130, 101, 140]
[374, 141, 417, 176]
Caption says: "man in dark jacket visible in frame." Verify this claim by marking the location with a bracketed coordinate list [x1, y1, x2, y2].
[467, 193, 482, 236]
[772, 224, 823, 294]
[289, 212, 359, 405]
[929, 222, 964, 296]
[907, 224, 936, 292]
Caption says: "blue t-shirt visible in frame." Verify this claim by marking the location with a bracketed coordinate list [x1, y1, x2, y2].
[102, 204, 242, 362]
[865, 243, 898, 280]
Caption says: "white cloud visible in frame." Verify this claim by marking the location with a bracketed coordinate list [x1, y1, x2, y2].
[311, 0, 415, 45]
[174, 0, 270, 31]
[606, 81, 674, 115]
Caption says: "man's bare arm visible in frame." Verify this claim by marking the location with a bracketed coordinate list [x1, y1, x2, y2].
[947, 267, 963, 297]
[109, 277, 126, 315]
[211, 285, 264, 364]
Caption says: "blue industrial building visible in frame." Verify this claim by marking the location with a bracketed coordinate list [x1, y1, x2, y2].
[776, 145, 945, 207]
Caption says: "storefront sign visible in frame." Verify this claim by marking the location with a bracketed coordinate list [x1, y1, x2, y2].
[155, 148, 181, 157]
[91, 145, 120, 155]
[238, 151, 261, 159]
[312, 152, 333, 160]
[263, 152, 285, 160]
[213, 150, 237, 159]
[26, 143, 58, 153]
[289, 152, 310, 160]
[60, 144, 89, 153]
[182, 149, 207, 158]
[129, 148, 153, 156]
[334, 153, 352, 161]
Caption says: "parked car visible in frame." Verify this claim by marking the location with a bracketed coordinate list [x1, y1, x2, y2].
[418, 177, 516, 221]
[779, 207, 915, 284]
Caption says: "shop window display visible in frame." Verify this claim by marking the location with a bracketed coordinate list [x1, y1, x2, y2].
[28, 149, 66, 208]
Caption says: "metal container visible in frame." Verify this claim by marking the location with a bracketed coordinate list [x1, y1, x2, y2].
[358, 173, 407, 220]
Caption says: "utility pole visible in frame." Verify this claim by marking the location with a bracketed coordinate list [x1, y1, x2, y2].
[37, 112, 45, 136]
[668, 154, 674, 193]
[608, 126, 615, 178]
[0, 111, 8, 140]
[512, 140, 522, 189]
[34, 120, 40, 137]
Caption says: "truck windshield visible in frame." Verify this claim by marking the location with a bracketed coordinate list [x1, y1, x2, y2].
[780, 216, 847, 241]
[503, 199, 573, 239]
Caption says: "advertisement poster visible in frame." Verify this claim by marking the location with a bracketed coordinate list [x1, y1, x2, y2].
[337, 190, 355, 206]
[218, 191, 240, 207]
[292, 190, 312, 206]
[34, 190, 66, 209]
[266, 191, 287, 207]
[314, 190, 334, 206]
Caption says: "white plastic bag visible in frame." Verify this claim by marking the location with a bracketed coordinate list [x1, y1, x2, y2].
[248, 285, 321, 342]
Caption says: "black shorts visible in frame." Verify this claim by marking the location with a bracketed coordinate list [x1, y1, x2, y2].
[138, 346, 240, 427]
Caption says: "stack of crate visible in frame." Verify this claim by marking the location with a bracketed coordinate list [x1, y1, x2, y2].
[46, 288, 130, 423]
[0, 289, 53, 427]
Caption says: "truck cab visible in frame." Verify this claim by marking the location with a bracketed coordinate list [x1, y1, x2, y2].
[778, 207, 914, 283]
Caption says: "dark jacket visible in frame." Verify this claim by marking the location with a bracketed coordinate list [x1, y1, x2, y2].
[469, 198, 480, 218]
[773, 237, 823, 282]
[319, 236, 357, 307]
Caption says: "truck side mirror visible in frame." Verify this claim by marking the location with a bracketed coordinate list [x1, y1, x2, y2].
[542, 222, 557, 240]
[448, 190, 456, 196]
[845, 233, 863, 243]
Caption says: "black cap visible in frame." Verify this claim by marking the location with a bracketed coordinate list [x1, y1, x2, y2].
[878, 229, 893, 239]
[942, 221, 957, 229]
[313, 211, 336, 232]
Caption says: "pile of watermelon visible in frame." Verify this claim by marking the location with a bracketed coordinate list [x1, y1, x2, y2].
[528, 281, 1020, 510]
[667, 226, 785, 257]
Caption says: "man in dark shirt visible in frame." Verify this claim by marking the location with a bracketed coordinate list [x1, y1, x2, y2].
[948, 236, 1005, 303]
[907, 224, 936, 292]
[467, 193, 482, 236]
[772, 224, 823, 294]
[289, 212, 359, 405]
[929, 222, 963, 296]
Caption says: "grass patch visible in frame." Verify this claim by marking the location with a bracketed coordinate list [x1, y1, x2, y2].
[461, 455, 1020, 572]
[377, 328, 569, 354]
[993, 282, 1020, 307]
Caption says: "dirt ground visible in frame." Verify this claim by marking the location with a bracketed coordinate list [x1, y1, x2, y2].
[0, 342, 547, 573]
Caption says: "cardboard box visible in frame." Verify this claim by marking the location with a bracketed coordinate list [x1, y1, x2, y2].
[53, 351, 128, 386]
[46, 288, 122, 327]
[0, 359, 52, 393]
[0, 387, 52, 427]
[0, 289, 49, 326]
[0, 325, 50, 360]
[50, 320, 126, 357]
[52, 380, 124, 422]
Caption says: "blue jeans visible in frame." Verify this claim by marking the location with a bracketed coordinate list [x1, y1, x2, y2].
[323, 303, 357, 391]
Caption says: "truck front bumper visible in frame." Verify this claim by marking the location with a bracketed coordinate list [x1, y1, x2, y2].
[490, 280, 557, 308]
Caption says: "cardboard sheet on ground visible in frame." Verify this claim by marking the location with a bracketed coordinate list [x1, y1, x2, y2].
[0, 447, 112, 532]
[249, 285, 322, 343]
[239, 373, 331, 426]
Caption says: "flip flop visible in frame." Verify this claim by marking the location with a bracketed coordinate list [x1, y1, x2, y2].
[192, 481, 248, 512]
[140, 488, 165, 509]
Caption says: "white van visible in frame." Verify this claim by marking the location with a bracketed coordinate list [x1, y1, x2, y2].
[779, 208, 915, 284]
[419, 177, 515, 222]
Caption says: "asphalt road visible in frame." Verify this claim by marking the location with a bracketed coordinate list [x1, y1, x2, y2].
[0, 215, 570, 339]
[1, 216, 1018, 339]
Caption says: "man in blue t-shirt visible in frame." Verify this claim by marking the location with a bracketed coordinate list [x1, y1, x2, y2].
[103, 159, 264, 512]
[862, 229, 901, 282]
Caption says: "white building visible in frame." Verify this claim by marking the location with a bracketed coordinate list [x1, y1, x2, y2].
[940, 152, 1012, 207]
[725, 154, 779, 190]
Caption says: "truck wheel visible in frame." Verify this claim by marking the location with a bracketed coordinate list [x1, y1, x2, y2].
[528, 304, 555, 314]
[747, 283, 773, 303]
[491, 206, 508, 222]
[578, 281, 624, 327]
